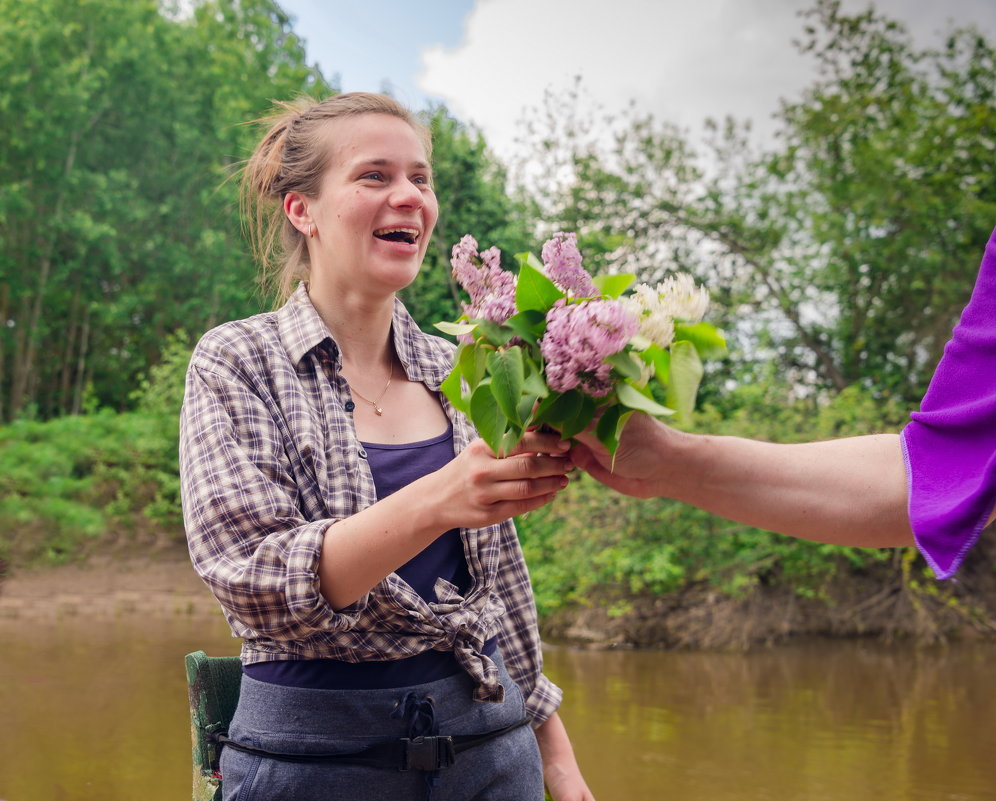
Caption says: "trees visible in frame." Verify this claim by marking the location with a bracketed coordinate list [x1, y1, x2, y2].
[768, 1, 995, 398]
[522, 0, 995, 404]
[0, 1, 534, 420]
[0, 0, 329, 420]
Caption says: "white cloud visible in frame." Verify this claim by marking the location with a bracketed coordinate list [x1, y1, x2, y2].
[418, 0, 996, 160]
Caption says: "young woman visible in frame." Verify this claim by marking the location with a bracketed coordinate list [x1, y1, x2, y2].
[180, 93, 594, 801]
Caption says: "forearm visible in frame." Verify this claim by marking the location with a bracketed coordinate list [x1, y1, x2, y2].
[318, 473, 450, 610]
[319, 434, 572, 609]
[535, 711, 593, 800]
[663, 430, 914, 547]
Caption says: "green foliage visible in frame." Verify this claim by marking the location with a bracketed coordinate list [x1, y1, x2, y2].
[0, 410, 183, 566]
[517, 379, 907, 617]
[131, 331, 194, 418]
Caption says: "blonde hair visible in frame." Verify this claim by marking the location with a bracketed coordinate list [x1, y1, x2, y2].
[241, 92, 432, 302]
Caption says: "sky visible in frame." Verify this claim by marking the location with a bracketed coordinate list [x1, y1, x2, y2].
[279, 0, 996, 160]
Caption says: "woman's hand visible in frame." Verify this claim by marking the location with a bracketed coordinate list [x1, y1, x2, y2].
[433, 430, 573, 531]
[535, 712, 596, 801]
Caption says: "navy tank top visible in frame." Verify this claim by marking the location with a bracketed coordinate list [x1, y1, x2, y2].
[245, 424, 496, 690]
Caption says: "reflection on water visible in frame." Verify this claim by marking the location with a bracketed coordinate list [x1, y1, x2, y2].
[1, 612, 994, 801]
[0, 613, 237, 801]
[545, 640, 996, 801]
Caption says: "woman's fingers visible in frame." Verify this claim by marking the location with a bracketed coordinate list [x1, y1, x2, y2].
[506, 429, 571, 458]
[491, 491, 562, 521]
[446, 438, 572, 527]
[501, 451, 573, 479]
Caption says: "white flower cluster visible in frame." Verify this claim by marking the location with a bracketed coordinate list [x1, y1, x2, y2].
[622, 274, 709, 349]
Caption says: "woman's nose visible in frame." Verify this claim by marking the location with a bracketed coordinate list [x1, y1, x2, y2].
[390, 178, 423, 209]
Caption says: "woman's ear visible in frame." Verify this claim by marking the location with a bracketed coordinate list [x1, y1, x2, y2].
[284, 192, 312, 236]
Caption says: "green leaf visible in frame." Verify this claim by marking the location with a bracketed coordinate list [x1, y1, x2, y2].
[595, 404, 622, 452]
[470, 383, 508, 456]
[557, 394, 597, 439]
[674, 322, 727, 360]
[439, 367, 468, 414]
[522, 354, 550, 399]
[617, 382, 676, 417]
[515, 259, 564, 313]
[595, 406, 634, 457]
[638, 344, 670, 385]
[434, 320, 478, 337]
[517, 393, 540, 427]
[605, 350, 645, 383]
[458, 343, 489, 389]
[665, 341, 704, 425]
[534, 389, 582, 427]
[501, 426, 526, 455]
[514, 251, 546, 273]
[474, 319, 517, 346]
[487, 346, 526, 424]
[593, 273, 636, 299]
[504, 309, 547, 345]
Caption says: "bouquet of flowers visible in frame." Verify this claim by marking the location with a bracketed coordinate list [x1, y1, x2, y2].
[435, 233, 725, 457]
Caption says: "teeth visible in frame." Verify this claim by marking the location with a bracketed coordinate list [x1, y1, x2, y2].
[374, 227, 419, 239]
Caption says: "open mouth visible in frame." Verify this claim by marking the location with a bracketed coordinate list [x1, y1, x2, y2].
[374, 227, 419, 245]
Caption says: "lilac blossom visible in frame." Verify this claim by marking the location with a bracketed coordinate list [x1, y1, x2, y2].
[450, 235, 517, 328]
[622, 275, 710, 349]
[541, 232, 599, 298]
[540, 299, 638, 397]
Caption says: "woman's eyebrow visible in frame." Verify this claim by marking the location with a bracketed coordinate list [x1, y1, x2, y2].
[353, 157, 431, 171]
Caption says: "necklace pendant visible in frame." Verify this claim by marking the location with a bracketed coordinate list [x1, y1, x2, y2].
[374, 405, 384, 416]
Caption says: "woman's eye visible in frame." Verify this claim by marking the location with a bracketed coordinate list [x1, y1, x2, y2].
[413, 175, 431, 186]
[361, 171, 385, 181]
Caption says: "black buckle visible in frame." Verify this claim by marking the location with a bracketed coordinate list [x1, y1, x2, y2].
[401, 735, 455, 771]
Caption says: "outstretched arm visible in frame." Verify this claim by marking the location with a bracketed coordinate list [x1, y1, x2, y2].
[571, 414, 916, 548]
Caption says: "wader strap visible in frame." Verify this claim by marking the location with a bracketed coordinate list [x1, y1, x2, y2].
[211, 716, 530, 772]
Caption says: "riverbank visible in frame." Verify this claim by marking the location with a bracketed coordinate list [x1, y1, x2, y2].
[3, 543, 995, 647]
[0, 551, 217, 622]
[547, 536, 996, 648]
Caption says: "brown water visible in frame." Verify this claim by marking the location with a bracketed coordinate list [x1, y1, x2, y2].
[1, 611, 994, 801]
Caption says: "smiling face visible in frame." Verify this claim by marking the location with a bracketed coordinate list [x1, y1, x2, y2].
[302, 113, 438, 301]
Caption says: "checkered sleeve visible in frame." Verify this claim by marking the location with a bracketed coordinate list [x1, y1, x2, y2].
[493, 520, 563, 725]
[179, 348, 366, 640]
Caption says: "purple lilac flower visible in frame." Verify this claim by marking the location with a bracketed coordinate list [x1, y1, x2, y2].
[540, 299, 638, 397]
[541, 232, 599, 298]
[450, 234, 517, 326]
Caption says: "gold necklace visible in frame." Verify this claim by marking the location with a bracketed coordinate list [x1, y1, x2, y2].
[348, 362, 393, 416]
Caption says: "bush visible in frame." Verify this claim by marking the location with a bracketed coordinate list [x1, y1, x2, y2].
[0, 340, 189, 568]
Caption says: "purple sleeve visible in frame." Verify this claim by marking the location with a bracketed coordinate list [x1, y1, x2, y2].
[900, 227, 996, 579]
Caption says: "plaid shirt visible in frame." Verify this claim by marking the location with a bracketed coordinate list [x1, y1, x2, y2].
[179, 284, 562, 724]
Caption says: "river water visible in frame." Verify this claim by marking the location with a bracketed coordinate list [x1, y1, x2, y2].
[1, 611, 994, 800]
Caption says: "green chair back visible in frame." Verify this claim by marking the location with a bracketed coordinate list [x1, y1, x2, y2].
[185, 650, 242, 801]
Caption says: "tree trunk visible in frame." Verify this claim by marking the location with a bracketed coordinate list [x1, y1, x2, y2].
[9, 295, 31, 419]
[72, 305, 90, 414]
[59, 286, 82, 415]
[0, 283, 7, 422]
[10, 30, 99, 419]
[71, 306, 91, 416]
